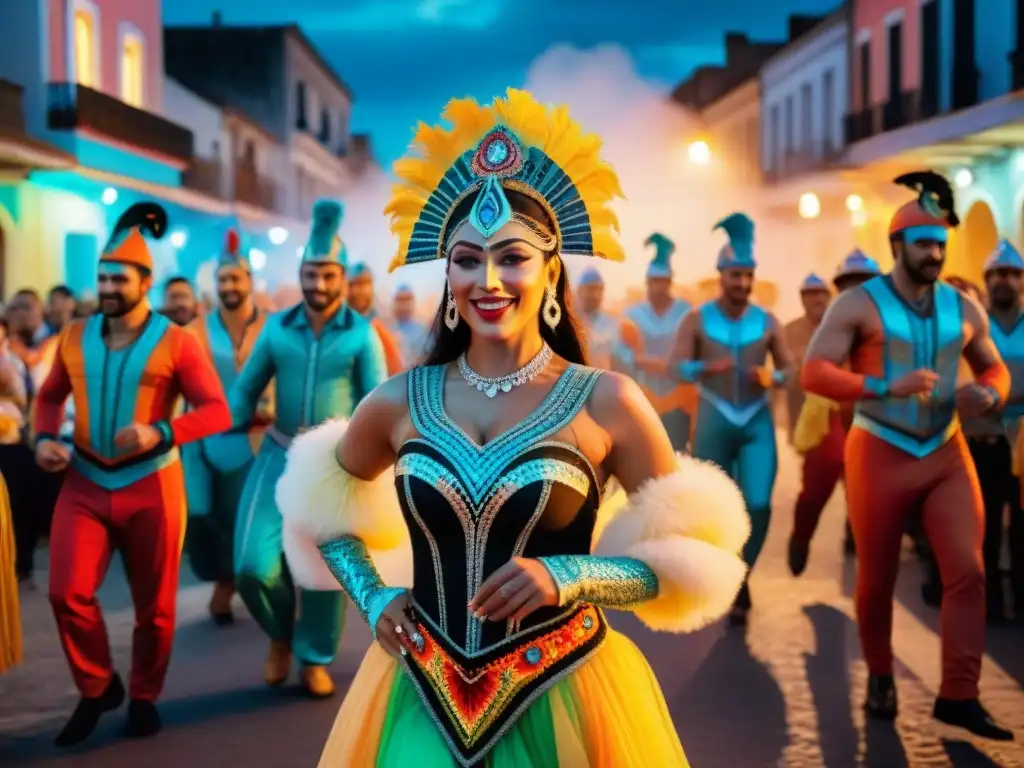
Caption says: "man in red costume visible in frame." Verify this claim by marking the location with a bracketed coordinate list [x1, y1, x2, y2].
[802, 172, 1013, 740]
[34, 202, 231, 746]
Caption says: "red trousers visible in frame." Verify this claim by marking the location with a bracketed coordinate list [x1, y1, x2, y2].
[48, 463, 186, 701]
[846, 428, 985, 700]
[792, 412, 846, 545]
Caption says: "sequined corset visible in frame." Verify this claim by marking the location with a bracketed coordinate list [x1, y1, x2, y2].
[696, 302, 771, 426]
[855, 277, 963, 453]
[396, 363, 607, 766]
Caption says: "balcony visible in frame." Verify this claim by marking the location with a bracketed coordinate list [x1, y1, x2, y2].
[234, 163, 277, 210]
[951, 65, 980, 111]
[764, 145, 842, 184]
[843, 108, 875, 144]
[47, 82, 194, 163]
[182, 157, 224, 198]
[1011, 49, 1024, 91]
[0, 79, 26, 136]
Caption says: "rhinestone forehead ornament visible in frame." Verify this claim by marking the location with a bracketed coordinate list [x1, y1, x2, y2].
[467, 130, 524, 239]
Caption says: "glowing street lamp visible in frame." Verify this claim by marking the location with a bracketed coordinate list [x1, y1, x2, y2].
[169, 230, 187, 249]
[955, 168, 973, 189]
[101, 187, 118, 205]
[798, 192, 820, 219]
[687, 140, 711, 165]
[249, 248, 267, 271]
[268, 226, 289, 245]
[845, 194, 863, 212]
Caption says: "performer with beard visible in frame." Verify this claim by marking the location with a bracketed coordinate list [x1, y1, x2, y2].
[966, 240, 1024, 623]
[183, 230, 272, 624]
[672, 213, 793, 624]
[230, 200, 389, 698]
[802, 172, 1013, 738]
[625, 234, 694, 450]
[788, 250, 883, 573]
[33, 202, 231, 745]
[346, 263, 404, 375]
[576, 266, 640, 372]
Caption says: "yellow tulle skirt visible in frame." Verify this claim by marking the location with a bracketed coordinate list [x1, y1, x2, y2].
[0, 471, 22, 674]
[318, 629, 689, 767]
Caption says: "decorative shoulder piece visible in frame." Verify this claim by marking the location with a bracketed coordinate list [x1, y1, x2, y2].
[592, 454, 750, 633]
[384, 88, 625, 271]
[276, 418, 411, 590]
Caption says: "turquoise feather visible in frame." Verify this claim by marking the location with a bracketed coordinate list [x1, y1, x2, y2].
[303, 199, 347, 265]
[644, 233, 676, 268]
[714, 212, 755, 267]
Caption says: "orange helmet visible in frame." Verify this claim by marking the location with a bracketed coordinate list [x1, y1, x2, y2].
[888, 171, 959, 241]
[100, 202, 168, 273]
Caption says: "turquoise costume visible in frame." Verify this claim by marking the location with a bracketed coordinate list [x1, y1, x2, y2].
[183, 231, 267, 585]
[624, 234, 692, 450]
[682, 213, 779, 569]
[231, 201, 389, 665]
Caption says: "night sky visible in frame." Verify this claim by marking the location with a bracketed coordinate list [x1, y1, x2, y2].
[163, 0, 842, 164]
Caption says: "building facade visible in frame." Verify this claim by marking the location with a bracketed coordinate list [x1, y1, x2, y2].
[845, 0, 1024, 283]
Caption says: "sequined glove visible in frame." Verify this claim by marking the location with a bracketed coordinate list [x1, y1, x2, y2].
[319, 536, 407, 639]
[537, 555, 659, 609]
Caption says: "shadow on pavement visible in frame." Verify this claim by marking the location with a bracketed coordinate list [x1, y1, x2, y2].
[671, 625, 788, 768]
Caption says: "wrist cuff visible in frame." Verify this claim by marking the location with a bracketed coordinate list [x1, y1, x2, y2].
[677, 361, 706, 383]
[155, 421, 174, 446]
[862, 376, 888, 398]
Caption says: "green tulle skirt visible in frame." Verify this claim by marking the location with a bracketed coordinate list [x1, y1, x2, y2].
[316, 630, 689, 767]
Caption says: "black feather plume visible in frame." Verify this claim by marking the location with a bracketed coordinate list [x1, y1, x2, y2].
[893, 171, 960, 227]
[110, 202, 169, 242]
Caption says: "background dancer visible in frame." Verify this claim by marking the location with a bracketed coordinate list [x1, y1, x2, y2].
[672, 212, 793, 624]
[801, 171, 1013, 740]
[230, 200, 389, 698]
[34, 202, 231, 745]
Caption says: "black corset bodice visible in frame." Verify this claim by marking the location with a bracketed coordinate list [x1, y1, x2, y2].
[397, 363, 603, 654]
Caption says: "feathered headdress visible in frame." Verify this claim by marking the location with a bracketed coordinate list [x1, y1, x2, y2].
[834, 248, 882, 283]
[217, 228, 250, 273]
[890, 170, 959, 237]
[301, 200, 347, 266]
[384, 88, 625, 272]
[714, 212, 756, 270]
[101, 202, 168, 273]
[984, 239, 1024, 274]
[645, 233, 676, 278]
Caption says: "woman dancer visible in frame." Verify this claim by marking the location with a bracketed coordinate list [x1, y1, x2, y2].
[277, 90, 750, 767]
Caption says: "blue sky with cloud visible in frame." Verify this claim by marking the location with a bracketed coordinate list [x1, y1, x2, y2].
[164, 0, 841, 163]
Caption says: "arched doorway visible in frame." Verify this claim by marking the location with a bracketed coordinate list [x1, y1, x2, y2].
[948, 201, 998, 285]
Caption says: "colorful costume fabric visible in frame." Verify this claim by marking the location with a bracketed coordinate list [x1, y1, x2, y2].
[682, 214, 782, 570]
[231, 202, 389, 668]
[274, 90, 753, 767]
[966, 240, 1024, 616]
[802, 173, 1010, 701]
[35, 204, 231, 702]
[388, 284, 431, 369]
[183, 307, 269, 583]
[625, 235, 693, 450]
[0, 471, 21, 673]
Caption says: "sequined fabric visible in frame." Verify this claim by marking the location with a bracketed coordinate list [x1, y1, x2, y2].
[319, 536, 407, 638]
[403, 603, 606, 766]
[393, 362, 614, 765]
[538, 554, 658, 608]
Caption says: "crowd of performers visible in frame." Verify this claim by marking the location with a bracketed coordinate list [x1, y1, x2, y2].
[0, 92, 1021, 762]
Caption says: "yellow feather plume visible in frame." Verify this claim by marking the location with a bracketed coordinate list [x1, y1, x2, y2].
[386, 88, 625, 271]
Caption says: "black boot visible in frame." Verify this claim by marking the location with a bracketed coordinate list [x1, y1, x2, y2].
[843, 519, 856, 556]
[788, 537, 809, 577]
[54, 674, 125, 747]
[864, 674, 898, 720]
[986, 593, 1009, 625]
[126, 699, 162, 738]
[729, 582, 751, 626]
[933, 698, 1014, 740]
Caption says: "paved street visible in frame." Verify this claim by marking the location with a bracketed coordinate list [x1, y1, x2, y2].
[2, 436, 1024, 767]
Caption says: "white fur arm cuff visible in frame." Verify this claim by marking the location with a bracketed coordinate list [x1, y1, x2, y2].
[592, 455, 750, 633]
[275, 418, 412, 591]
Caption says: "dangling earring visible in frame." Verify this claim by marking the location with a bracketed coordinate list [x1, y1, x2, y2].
[444, 287, 459, 331]
[542, 281, 562, 330]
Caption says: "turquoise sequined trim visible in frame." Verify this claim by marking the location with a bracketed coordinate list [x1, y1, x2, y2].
[537, 555, 659, 609]
[319, 536, 407, 639]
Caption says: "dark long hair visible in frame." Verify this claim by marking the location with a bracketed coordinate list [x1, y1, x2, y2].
[421, 189, 589, 367]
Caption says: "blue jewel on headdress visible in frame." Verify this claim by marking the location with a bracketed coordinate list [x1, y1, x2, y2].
[485, 140, 509, 167]
[469, 175, 513, 237]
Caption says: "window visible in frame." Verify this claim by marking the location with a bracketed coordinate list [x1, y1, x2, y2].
[769, 104, 779, 170]
[784, 95, 794, 153]
[858, 40, 871, 109]
[120, 28, 144, 107]
[72, 2, 98, 87]
[800, 83, 813, 150]
[320, 107, 331, 143]
[822, 69, 835, 150]
[296, 81, 308, 130]
[921, 1, 940, 110]
[887, 21, 903, 101]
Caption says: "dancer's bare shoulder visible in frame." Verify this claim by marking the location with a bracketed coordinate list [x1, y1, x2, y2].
[337, 372, 412, 478]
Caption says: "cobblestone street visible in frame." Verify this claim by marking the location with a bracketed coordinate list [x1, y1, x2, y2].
[2, 435, 1023, 767]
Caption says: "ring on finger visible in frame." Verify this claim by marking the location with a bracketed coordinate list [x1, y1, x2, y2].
[499, 584, 514, 600]
[394, 625, 404, 635]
